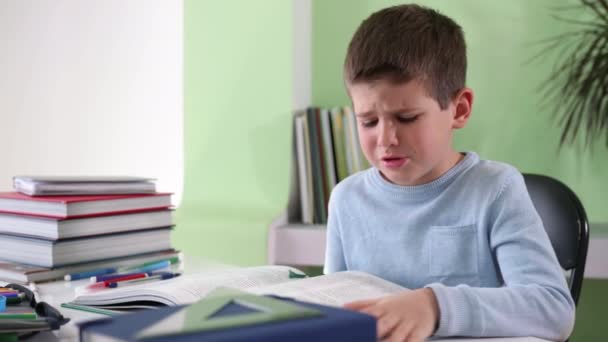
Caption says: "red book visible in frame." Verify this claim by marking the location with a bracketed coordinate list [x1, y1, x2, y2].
[0, 192, 172, 219]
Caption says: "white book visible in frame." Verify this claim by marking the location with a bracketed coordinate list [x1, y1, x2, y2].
[341, 107, 354, 175]
[70, 266, 407, 309]
[343, 107, 363, 173]
[302, 115, 315, 223]
[13, 175, 156, 196]
[295, 116, 313, 224]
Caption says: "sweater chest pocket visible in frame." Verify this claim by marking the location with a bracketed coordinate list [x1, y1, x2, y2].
[428, 224, 478, 277]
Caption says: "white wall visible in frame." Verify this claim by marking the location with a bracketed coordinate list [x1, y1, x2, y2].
[292, 0, 311, 110]
[0, 0, 183, 202]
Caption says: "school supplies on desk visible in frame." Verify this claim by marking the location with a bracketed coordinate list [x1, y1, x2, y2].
[90, 256, 179, 282]
[65, 268, 118, 281]
[127, 260, 171, 274]
[0, 249, 180, 284]
[0, 283, 69, 338]
[13, 176, 156, 196]
[107, 272, 180, 288]
[69, 265, 406, 310]
[90, 271, 146, 283]
[0, 313, 37, 320]
[87, 273, 150, 290]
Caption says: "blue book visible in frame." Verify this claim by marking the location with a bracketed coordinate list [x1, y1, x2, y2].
[78, 295, 376, 342]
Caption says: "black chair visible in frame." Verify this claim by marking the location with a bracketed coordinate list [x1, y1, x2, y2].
[523, 173, 589, 306]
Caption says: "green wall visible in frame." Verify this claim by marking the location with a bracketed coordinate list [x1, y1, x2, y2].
[178, 2, 606, 338]
[312, 0, 608, 229]
[177, 0, 293, 265]
[178, 0, 607, 266]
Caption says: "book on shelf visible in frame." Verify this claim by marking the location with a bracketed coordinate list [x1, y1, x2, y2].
[0, 249, 180, 284]
[0, 209, 173, 240]
[0, 227, 173, 268]
[330, 107, 349, 182]
[13, 175, 156, 196]
[305, 108, 327, 223]
[291, 107, 369, 225]
[320, 108, 338, 191]
[69, 265, 406, 310]
[0, 192, 172, 219]
[294, 115, 313, 224]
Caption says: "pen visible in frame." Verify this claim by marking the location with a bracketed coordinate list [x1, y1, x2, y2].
[0, 293, 24, 299]
[108, 272, 180, 288]
[6, 296, 23, 305]
[127, 260, 171, 274]
[86, 273, 149, 290]
[91, 271, 152, 283]
[120, 257, 180, 272]
[0, 312, 37, 320]
[65, 267, 117, 281]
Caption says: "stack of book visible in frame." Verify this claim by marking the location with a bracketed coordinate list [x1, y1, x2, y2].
[0, 176, 179, 284]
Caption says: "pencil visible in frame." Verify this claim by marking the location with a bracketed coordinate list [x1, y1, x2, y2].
[61, 303, 121, 316]
[0, 313, 37, 320]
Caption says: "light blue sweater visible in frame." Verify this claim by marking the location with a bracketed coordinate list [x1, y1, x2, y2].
[324, 152, 575, 341]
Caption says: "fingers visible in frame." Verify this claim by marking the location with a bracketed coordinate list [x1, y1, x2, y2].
[387, 322, 415, 342]
[377, 314, 400, 339]
[344, 298, 377, 310]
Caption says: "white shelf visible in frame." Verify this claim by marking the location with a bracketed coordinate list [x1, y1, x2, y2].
[267, 115, 327, 267]
[268, 222, 326, 266]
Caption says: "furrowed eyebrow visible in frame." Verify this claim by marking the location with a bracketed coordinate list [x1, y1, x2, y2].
[355, 107, 419, 118]
[355, 110, 373, 118]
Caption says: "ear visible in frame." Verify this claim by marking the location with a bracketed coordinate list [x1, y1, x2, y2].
[451, 87, 474, 129]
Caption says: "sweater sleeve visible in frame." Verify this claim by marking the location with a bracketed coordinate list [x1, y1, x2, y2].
[324, 190, 347, 274]
[427, 171, 575, 341]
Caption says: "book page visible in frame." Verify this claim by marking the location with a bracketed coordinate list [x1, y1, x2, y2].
[73, 265, 303, 306]
[248, 271, 407, 307]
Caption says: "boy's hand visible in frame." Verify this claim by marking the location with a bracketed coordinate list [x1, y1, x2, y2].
[344, 288, 439, 342]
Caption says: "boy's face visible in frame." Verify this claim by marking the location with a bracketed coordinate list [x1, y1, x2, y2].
[349, 78, 472, 186]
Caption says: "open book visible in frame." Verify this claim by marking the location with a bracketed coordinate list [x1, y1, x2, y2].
[70, 265, 407, 309]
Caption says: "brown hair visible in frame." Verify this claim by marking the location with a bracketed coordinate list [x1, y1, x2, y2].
[344, 4, 466, 109]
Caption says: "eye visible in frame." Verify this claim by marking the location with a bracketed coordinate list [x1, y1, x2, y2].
[360, 119, 378, 128]
[397, 115, 419, 124]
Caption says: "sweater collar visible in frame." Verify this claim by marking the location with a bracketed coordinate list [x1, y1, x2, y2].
[368, 152, 479, 200]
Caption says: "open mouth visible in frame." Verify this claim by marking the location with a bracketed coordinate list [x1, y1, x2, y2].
[381, 157, 407, 168]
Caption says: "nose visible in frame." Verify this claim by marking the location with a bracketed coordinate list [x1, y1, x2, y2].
[377, 120, 398, 148]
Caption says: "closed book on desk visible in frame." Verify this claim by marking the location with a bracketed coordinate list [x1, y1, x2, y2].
[78, 294, 376, 342]
[13, 175, 156, 196]
[0, 227, 173, 267]
[0, 209, 173, 240]
[0, 192, 172, 219]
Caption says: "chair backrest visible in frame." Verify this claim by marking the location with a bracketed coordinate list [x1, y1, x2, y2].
[523, 173, 589, 305]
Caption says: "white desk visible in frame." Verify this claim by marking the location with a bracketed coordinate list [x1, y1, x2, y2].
[3, 256, 551, 342]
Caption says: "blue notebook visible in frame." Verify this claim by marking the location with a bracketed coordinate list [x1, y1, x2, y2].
[78, 295, 376, 342]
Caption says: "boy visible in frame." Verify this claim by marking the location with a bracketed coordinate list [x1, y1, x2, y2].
[324, 4, 575, 342]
